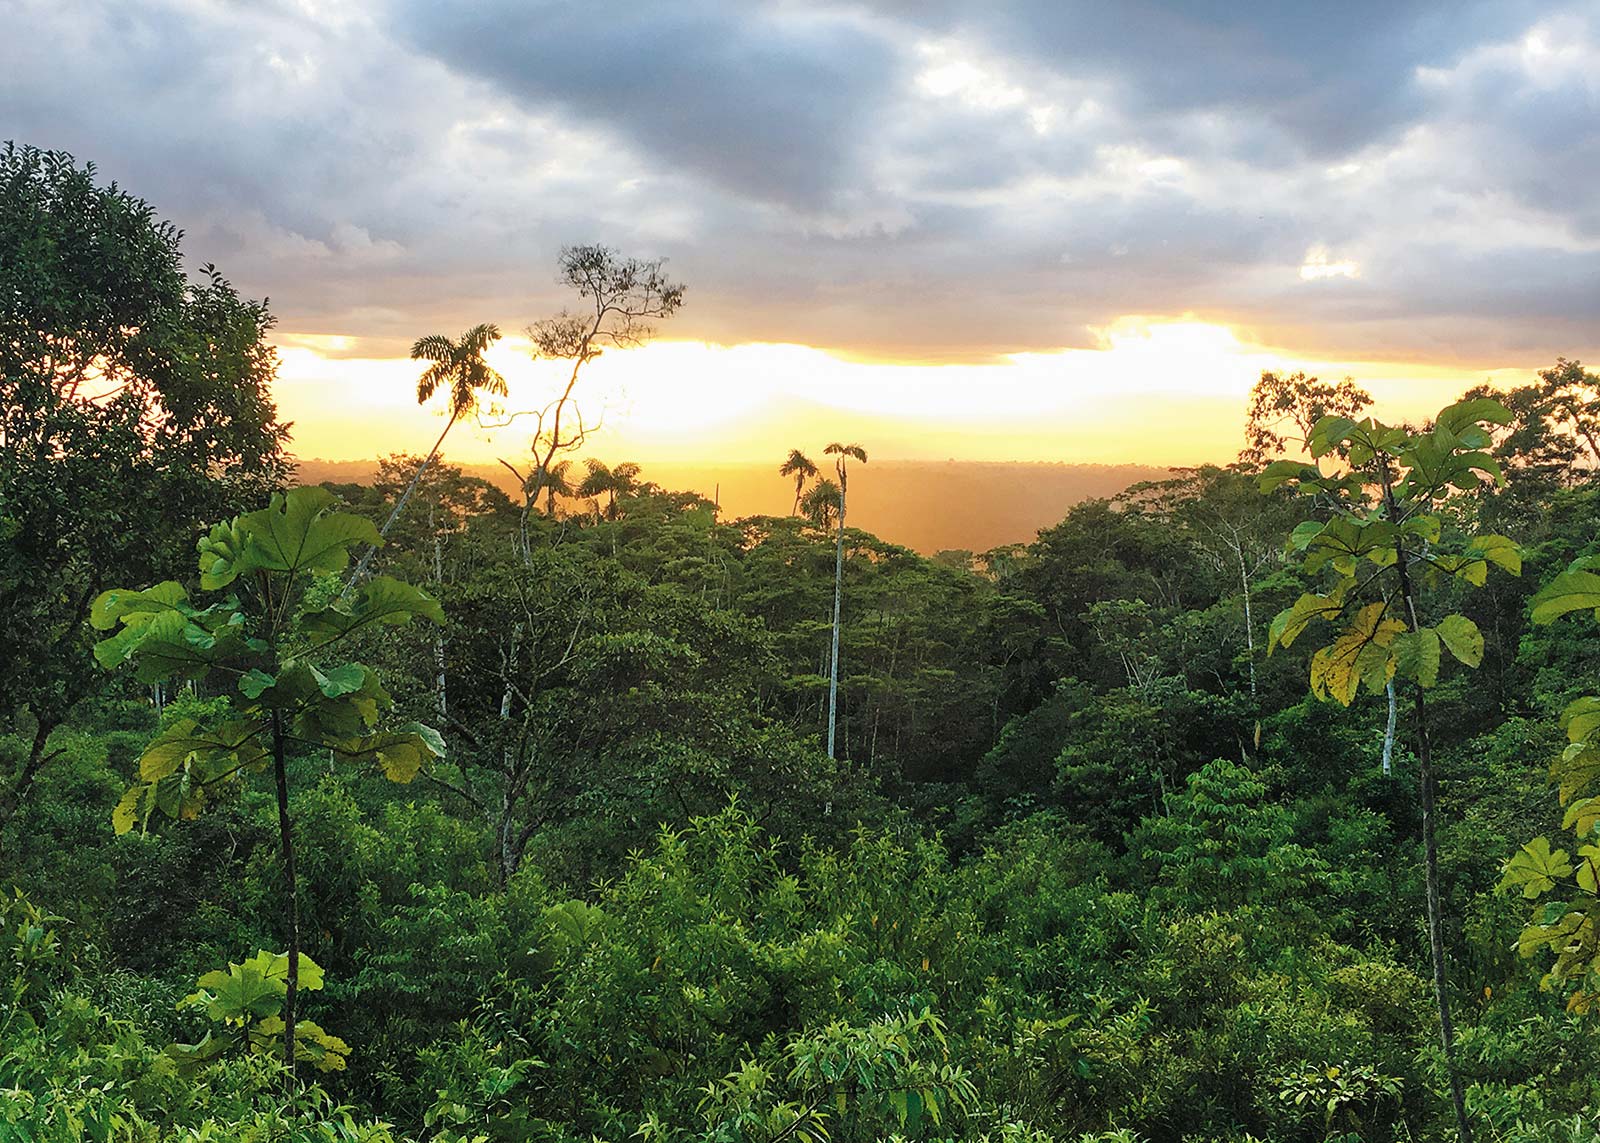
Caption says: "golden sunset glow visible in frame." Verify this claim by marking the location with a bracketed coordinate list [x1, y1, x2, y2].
[273, 320, 1535, 471]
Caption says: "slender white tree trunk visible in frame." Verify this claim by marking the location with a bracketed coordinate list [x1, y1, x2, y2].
[826, 481, 846, 759]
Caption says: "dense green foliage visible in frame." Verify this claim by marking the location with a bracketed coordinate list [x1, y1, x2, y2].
[9, 147, 1600, 1143]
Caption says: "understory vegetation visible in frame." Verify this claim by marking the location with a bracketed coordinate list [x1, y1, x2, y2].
[8, 145, 1600, 1143]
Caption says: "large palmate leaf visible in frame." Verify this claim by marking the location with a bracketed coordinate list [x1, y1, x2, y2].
[1499, 837, 1572, 899]
[1310, 602, 1404, 706]
[325, 723, 444, 782]
[1554, 742, 1600, 806]
[200, 487, 380, 588]
[1268, 583, 1352, 652]
[1562, 696, 1600, 745]
[90, 580, 188, 631]
[1531, 567, 1600, 625]
[1392, 627, 1442, 688]
[137, 717, 268, 782]
[253, 1016, 351, 1071]
[1435, 614, 1484, 667]
[302, 575, 445, 644]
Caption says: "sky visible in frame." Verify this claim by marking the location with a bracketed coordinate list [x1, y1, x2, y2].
[5, 0, 1598, 466]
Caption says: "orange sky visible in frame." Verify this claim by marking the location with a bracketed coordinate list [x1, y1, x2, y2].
[273, 318, 1538, 470]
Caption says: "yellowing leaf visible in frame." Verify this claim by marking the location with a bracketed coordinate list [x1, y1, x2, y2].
[1500, 837, 1573, 899]
[112, 785, 145, 835]
[1310, 602, 1404, 707]
[1468, 534, 1522, 576]
[1436, 615, 1483, 668]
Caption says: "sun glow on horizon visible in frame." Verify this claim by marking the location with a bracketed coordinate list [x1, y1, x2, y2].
[271, 319, 1536, 470]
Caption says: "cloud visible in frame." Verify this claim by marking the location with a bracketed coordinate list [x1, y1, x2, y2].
[0, 0, 1595, 368]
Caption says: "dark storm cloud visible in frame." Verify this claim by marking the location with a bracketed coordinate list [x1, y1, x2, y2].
[1, 0, 1596, 364]
[388, 1, 905, 211]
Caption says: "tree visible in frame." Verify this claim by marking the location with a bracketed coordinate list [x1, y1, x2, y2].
[824, 444, 867, 759]
[779, 449, 819, 516]
[800, 478, 840, 530]
[1240, 371, 1372, 464]
[543, 459, 577, 517]
[345, 324, 506, 591]
[577, 458, 643, 521]
[0, 143, 289, 840]
[91, 486, 444, 1071]
[1262, 397, 1521, 1143]
[1502, 552, 1600, 1010]
[501, 246, 684, 558]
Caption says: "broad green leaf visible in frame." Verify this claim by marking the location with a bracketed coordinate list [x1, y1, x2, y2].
[196, 518, 252, 590]
[1531, 569, 1600, 625]
[302, 576, 444, 644]
[1401, 514, 1442, 544]
[256, 950, 326, 992]
[1436, 396, 1514, 433]
[138, 718, 268, 782]
[190, 960, 284, 1024]
[1579, 845, 1600, 894]
[1563, 696, 1600, 745]
[1258, 460, 1321, 493]
[239, 669, 276, 699]
[1286, 520, 1323, 552]
[1269, 588, 1348, 652]
[1500, 837, 1572, 899]
[1554, 743, 1600, 805]
[1563, 797, 1600, 838]
[1436, 614, 1483, 667]
[1307, 415, 1358, 458]
[1392, 628, 1441, 688]
[90, 581, 187, 631]
[1468, 534, 1522, 576]
[229, 487, 381, 582]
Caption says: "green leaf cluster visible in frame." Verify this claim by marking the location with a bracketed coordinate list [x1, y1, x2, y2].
[168, 950, 351, 1073]
[91, 487, 444, 833]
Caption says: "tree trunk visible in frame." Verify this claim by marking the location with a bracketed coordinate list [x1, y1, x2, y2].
[827, 482, 846, 759]
[1236, 540, 1257, 702]
[343, 410, 458, 597]
[1382, 680, 1398, 777]
[271, 710, 300, 1078]
[1386, 481, 1473, 1143]
[0, 718, 60, 846]
[432, 506, 448, 724]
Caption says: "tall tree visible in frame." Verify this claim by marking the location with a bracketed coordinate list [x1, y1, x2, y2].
[0, 143, 289, 839]
[780, 449, 819, 515]
[577, 458, 643, 521]
[92, 487, 444, 1072]
[1263, 397, 1520, 1143]
[501, 246, 684, 557]
[800, 479, 840, 530]
[1240, 370, 1372, 464]
[543, 459, 577, 517]
[345, 324, 505, 591]
[824, 443, 867, 759]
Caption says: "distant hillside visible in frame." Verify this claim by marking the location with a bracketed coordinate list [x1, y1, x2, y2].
[292, 457, 1173, 553]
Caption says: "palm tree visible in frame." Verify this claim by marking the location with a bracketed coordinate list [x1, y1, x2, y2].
[779, 448, 819, 515]
[799, 478, 839, 530]
[577, 458, 643, 520]
[543, 459, 576, 517]
[822, 442, 867, 759]
[346, 324, 506, 591]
